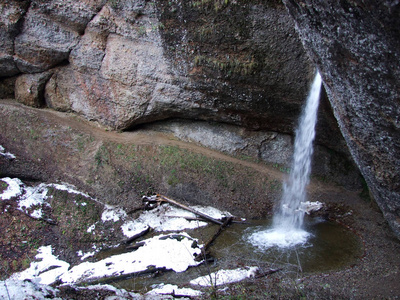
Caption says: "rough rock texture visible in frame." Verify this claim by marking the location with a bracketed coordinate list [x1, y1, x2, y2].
[0, 0, 30, 77]
[143, 118, 361, 189]
[0, 0, 356, 181]
[15, 71, 52, 107]
[282, 0, 400, 239]
[1, 0, 320, 133]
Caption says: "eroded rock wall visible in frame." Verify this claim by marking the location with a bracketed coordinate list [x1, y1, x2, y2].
[1, 0, 316, 131]
[282, 0, 400, 238]
[0, 2, 361, 190]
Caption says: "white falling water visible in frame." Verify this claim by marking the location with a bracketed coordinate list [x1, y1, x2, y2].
[248, 72, 322, 249]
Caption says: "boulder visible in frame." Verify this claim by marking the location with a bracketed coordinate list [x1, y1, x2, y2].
[14, 8, 80, 73]
[32, 0, 106, 34]
[0, 0, 30, 77]
[15, 72, 52, 107]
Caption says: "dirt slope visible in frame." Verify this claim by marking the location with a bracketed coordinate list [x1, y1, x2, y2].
[1, 100, 400, 299]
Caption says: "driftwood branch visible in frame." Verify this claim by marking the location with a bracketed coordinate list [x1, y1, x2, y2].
[124, 226, 150, 245]
[255, 268, 282, 278]
[144, 194, 224, 225]
[195, 216, 233, 262]
[204, 216, 233, 251]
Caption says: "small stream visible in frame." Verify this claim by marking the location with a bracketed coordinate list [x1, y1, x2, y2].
[106, 217, 363, 292]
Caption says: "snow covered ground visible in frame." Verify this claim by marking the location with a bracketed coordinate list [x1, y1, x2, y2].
[0, 145, 16, 160]
[190, 267, 259, 287]
[0, 177, 93, 222]
[0, 176, 259, 298]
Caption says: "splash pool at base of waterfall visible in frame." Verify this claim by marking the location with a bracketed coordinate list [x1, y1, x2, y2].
[109, 217, 363, 292]
[247, 227, 311, 249]
[260, 71, 322, 248]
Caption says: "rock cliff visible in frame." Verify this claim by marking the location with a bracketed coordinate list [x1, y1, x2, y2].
[0, 1, 370, 212]
[0, 0, 358, 187]
[2, 0, 316, 132]
[282, 0, 400, 239]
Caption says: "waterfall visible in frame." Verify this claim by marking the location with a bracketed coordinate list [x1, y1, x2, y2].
[273, 71, 322, 230]
[248, 72, 322, 249]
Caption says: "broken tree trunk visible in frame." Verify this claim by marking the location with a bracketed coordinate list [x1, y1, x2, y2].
[146, 194, 224, 226]
[255, 268, 282, 278]
[204, 216, 233, 251]
[195, 216, 233, 262]
[124, 226, 151, 245]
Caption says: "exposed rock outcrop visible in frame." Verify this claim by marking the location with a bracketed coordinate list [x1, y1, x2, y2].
[0, 0, 357, 185]
[282, 0, 400, 238]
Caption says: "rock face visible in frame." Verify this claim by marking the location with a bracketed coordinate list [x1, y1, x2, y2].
[0, 1, 353, 166]
[1, 2, 363, 203]
[2, 0, 320, 131]
[282, 0, 400, 239]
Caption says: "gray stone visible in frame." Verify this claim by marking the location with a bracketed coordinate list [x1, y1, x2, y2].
[15, 72, 52, 107]
[283, 0, 400, 239]
[0, 0, 30, 77]
[34, 0, 106, 34]
[69, 31, 107, 73]
[0, 55, 19, 77]
[14, 9, 80, 72]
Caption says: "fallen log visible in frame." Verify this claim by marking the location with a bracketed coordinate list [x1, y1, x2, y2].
[126, 205, 146, 215]
[126, 241, 146, 251]
[124, 226, 150, 245]
[195, 217, 233, 262]
[203, 216, 233, 251]
[155, 194, 224, 225]
[255, 268, 282, 278]
[91, 266, 168, 285]
[183, 216, 249, 225]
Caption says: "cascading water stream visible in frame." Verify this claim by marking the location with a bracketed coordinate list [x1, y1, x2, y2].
[248, 72, 323, 249]
[273, 71, 322, 230]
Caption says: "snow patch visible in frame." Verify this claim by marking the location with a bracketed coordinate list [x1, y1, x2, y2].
[87, 224, 96, 233]
[77, 284, 141, 298]
[0, 177, 24, 200]
[190, 267, 259, 287]
[121, 221, 149, 238]
[0, 178, 95, 221]
[49, 183, 92, 199]
[133, 205, 207, 232]
[101, 205, 127, 222]
[61, 233, 202, 284]
[0, 145, 16, 160]
[0, 279, 59, 300]
[120, 204, 231, 236]
[147, 283, 202, 297]
[11, 245, 70, 285]
[299, 201, 323, 214]
[18, 183, 51, 219]
[77, 250, 96, 261]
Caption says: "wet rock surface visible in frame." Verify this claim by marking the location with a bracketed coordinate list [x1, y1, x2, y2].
[282, 0, 400, 239]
